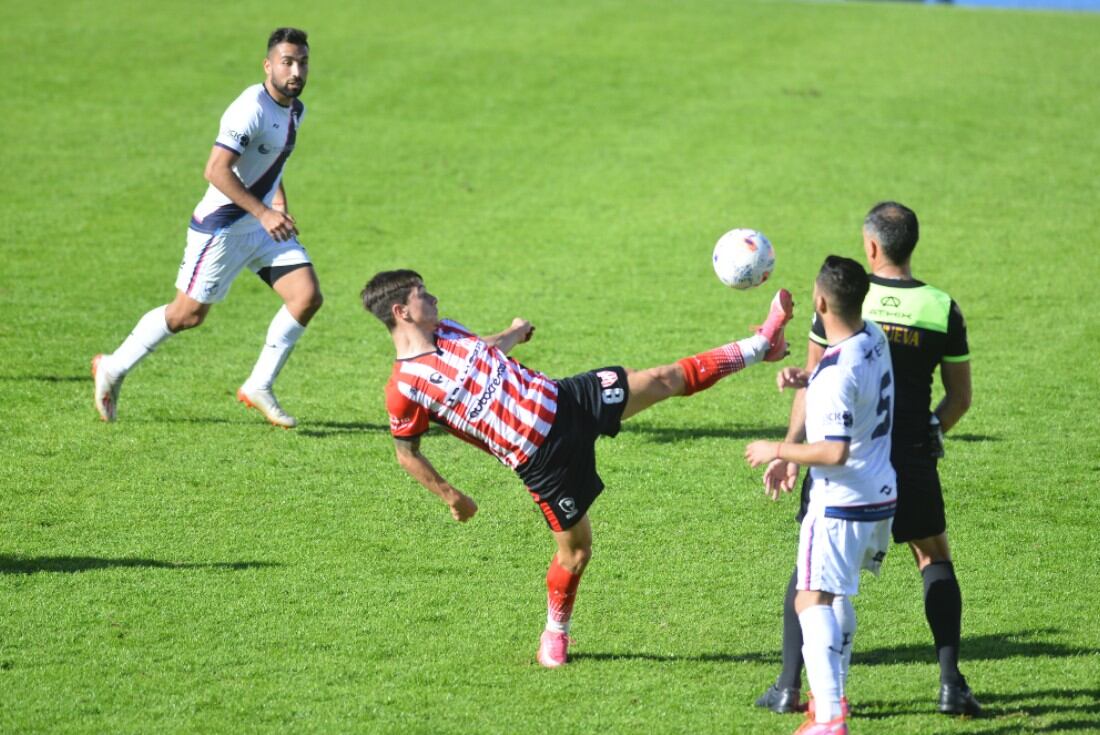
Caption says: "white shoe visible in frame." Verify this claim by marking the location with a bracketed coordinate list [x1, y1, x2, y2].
[92, 354, 123, 422]
[237, 385, 297, 428]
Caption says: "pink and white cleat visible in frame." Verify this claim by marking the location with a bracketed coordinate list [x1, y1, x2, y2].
[237, 385, 297, 429]
[537, 630, 571, 669]
[793, 715, 848, 735]
[92, 354, 124, 422]
[758, 288, 795, 362]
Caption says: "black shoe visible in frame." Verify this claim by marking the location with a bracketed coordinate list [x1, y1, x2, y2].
[939, 682, 983, 716]
[755, 683, 803, 714]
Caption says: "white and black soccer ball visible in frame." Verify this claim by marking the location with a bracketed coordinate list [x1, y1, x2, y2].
[712, 228, 775, 290]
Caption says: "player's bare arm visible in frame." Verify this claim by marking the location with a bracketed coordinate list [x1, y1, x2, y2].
[271, 182, 288, 213]
[483, 318, 535, 353]
[203, 145, 298, 242]
[936, 360, 972, 433]
[393, 435, 478, 523]
[746, 438, 849, 471]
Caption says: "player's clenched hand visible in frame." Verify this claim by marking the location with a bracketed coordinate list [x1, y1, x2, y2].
[511, 318, 534, 343]
[260, 207, 298, 242]
[776, 367, 810, 392]
[449, 493, 478, 523]
[745, 440, 779, 469]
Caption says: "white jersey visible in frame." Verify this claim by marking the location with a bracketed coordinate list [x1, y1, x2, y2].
[805, 320, 897, 512]
[190, 83, 305, 236]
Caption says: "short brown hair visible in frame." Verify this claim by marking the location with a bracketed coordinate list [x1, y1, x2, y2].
[361, 270, 423, 330]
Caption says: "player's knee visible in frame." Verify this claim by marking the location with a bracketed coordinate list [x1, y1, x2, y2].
[559, 545, 591, 573]
[165, 306, 206, 332]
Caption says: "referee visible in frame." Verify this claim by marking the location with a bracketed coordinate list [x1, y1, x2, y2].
[754, 202, 980, 717]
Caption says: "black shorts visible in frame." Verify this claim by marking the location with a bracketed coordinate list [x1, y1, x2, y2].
[516, 366, 629, 531]
[796, 452, 947, 544]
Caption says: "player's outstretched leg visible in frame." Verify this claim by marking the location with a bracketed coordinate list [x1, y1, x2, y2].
[621, 288, 793, 420]
[538, 515, 591, 668]
[92, 304, 176, 421]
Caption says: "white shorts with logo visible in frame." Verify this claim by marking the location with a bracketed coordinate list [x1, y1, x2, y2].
[176, 227, 311, 304]
[796, 499, 893, 596]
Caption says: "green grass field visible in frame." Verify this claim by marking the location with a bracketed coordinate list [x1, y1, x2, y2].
[3, 0, 1100, 732]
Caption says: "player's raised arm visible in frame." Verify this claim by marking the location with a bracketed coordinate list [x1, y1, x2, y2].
[393, 435, 478, 523]
[483, 318, 535, 353]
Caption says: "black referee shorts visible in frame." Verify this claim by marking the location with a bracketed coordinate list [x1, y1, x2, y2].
[796, 451, 947, 544]
[515, 366, 629, 532]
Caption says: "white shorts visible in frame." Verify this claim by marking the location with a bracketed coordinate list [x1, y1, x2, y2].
[175, 227, 311, 304]
[796, 501, 892, 596]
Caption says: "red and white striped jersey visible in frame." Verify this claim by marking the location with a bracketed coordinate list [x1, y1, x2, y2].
[385, 320, 559, 469]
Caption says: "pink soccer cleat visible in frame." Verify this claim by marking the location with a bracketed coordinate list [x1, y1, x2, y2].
[537, 630, 571, 669]
[758, 288, 794, 362]
[793, 714, 848, 734]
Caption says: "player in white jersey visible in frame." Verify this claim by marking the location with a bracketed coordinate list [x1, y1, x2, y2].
[746, 256, 896, 735]
[363, 269, 795, 669]
[91, 28, 321, 428]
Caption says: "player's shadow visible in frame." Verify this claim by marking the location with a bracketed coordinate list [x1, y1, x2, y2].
[0, 555, 280, 575]
[855, 628, 1095, 666]
[619, 423, 789, 444]
[949, 433, 1000, 442]
[0, 374, 85, 383]
[857, 687, 1100, 725]
[296, 420, 389, 438]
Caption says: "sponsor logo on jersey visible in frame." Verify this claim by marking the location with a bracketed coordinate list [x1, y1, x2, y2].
[826, 410, 854, 427]
[429, 372, 444, 385]
[596, 370, 619, 388]
[467, 361, 507, 421]
[880, 295, 901, 307]
[227, 130, 250, 146]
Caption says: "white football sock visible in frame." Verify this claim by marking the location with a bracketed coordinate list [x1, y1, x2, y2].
[106, 305, 173, 376]
[831, 595, 856, 692]
[736, 334, 771, 365]
[799, 604, 843, 723]
[244, 305, 306, 390]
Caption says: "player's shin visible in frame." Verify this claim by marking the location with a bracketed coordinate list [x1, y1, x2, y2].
[799, 605, 844, 723]
[106, 305, 173, 375]
[245, 305, 306, 390]
[545, 556, 582, 633]
[676, 335, 768, 396]
[831, 595, 856, 692]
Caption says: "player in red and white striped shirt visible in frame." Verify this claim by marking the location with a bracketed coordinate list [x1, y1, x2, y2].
[362, 269, 794, 668]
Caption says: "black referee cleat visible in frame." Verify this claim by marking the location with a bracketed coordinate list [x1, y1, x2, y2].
[755, 683, 803, 714]
[939, 681, 983, 716]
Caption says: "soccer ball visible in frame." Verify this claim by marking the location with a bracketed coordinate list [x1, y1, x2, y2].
[712, 228, 775, 290]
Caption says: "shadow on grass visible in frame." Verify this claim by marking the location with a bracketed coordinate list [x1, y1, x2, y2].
[0, 556, 280, 575]
[619, 422, 788, 444]
[296, 420, 389, 438]
[856, 628, 1097, 666]
[950, 433, 1000, 442]
[857, 687, 1100, 728]
[0, 374, 85, 383]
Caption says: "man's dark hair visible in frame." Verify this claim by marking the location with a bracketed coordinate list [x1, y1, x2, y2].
[816, 255, 869, 321]
[362, 270, 423, 330]
[268, 27, 309, 51]
[864, 201, 919, 264]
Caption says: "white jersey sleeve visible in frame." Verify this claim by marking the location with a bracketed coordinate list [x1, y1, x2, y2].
[215, 91, 265, 155]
